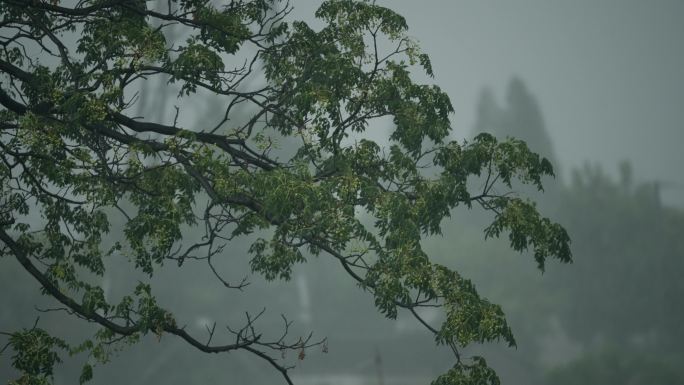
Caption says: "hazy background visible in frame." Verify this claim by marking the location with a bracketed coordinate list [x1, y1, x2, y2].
[357, 0, 684, 207]
[2, 1, 684, 385]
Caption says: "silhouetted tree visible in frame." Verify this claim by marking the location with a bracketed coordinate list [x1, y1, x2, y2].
[474, 77, 558, 172]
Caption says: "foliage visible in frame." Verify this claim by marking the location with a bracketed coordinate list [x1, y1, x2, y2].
[0, 1, 569, 384]
[5, 326, 69, 385]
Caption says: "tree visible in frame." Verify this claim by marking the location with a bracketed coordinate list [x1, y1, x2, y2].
[549, 163, 684, 350]
[474, 78, 558, 171]
[0, 1, 571, 384]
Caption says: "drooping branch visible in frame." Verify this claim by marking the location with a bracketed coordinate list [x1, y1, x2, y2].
[0, 227, 309, 385]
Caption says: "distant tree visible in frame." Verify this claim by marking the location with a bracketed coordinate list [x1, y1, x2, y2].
[474, 77, 558, 173]
[552, 162, 684, 349]
[0, 1, 570, 384]
[540, 177, 684, 384]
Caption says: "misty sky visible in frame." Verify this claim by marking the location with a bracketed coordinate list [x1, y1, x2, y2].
[292, 1, 684, 206]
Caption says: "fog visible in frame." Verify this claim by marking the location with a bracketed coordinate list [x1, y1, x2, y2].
[2, 1, 684, 385]
[362, 1, 684, 208]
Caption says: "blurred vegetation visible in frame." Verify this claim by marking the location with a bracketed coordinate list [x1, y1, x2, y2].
[453, 77, 684, 385]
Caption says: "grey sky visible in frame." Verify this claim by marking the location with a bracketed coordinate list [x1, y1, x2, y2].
[292, 1, 684, 206]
